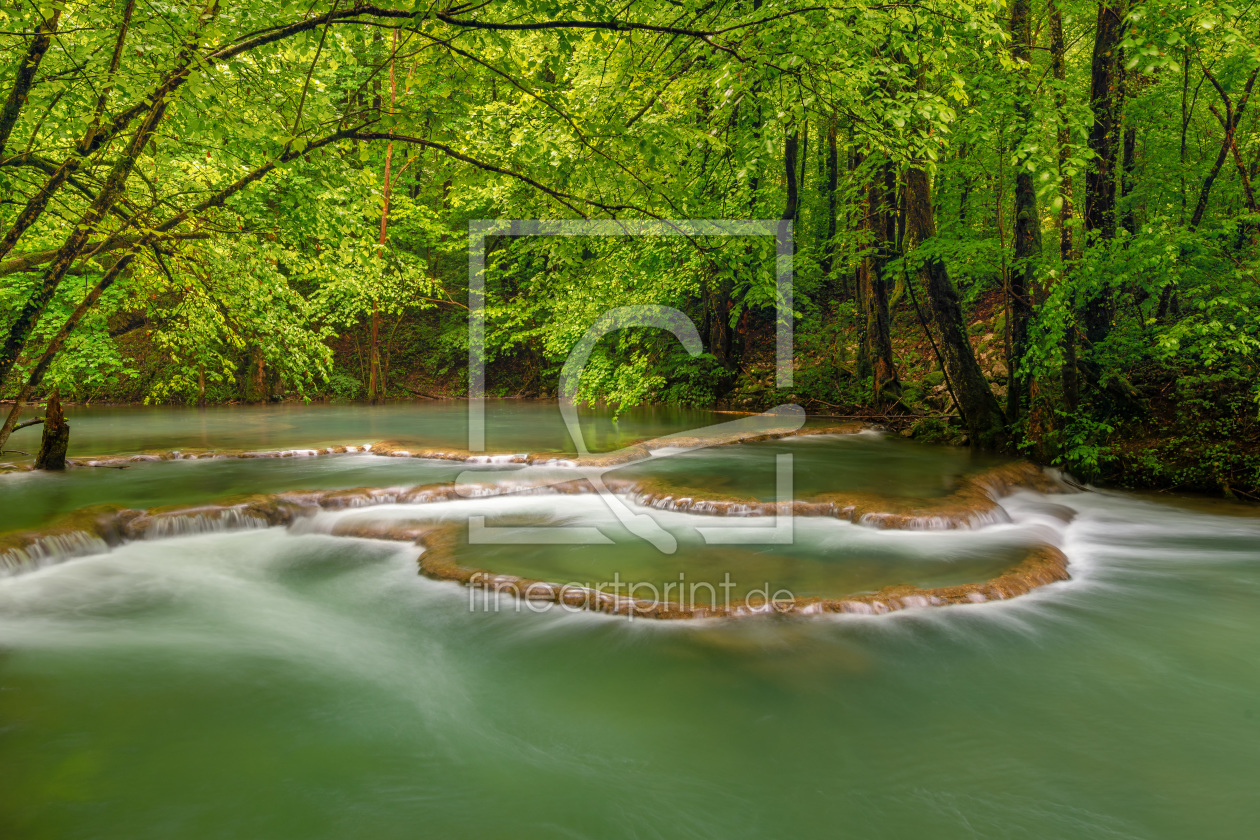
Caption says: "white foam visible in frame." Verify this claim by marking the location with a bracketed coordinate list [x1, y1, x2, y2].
[0, 531, 110, 576]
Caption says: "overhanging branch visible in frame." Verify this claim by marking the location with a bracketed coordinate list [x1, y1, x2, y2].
[0, 232, 210, 277]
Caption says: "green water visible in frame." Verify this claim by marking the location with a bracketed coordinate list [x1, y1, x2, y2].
[617, 430, 1008, 500]
[2, 403, 1259, 838]
[3, 401, 725, 457]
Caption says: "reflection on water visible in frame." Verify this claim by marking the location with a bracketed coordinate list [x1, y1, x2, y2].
[619, 429, 1009, 500]
[323, 493, 1043, 600]
[1, 404, 1258, 839]
[14, 400, 725, 457]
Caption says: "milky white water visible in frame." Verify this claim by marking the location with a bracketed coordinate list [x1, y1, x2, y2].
[1, 403, 1258, 838]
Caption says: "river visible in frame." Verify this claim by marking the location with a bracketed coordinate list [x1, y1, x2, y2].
[1, 402, 1257, 838]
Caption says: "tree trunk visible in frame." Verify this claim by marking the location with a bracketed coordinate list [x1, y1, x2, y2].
[0, 97, 170, 389]
[0, 248, 141, 452]
[1007, 0, 1041, 425]
[0, 8, 62, 157]
[34, 391, 69, 470]
[1049, 0, 1075, 263]
[707, 277, 736, 369]
[0, 0, 213, 269]
[369, 29, 399, 404]
[1048, 0, 1080, 410]
[1202, 66, 1260, 222]
[1180, 49, 1191, 224]
[862, 160, 901, 402]
[782, 126, 799, 222]
[1081, 0, 1126, 349]
[820, 114, 840, 294]
[905, 167, 1007, 449]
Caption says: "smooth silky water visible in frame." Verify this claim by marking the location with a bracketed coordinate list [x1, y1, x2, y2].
[1, 403, 1258, 838]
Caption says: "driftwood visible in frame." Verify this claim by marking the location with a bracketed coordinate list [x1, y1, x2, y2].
[805, 413, 960, 421]
[397, 384, 445, 399]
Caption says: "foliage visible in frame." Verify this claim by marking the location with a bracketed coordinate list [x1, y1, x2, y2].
[1, 0, 1260, 492]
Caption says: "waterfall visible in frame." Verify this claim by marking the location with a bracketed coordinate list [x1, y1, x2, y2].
[0, 531, 110, 576]
[136, 509, 271, 538]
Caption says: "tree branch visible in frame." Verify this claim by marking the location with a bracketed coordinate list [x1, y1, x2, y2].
[0, 8, 62, 158]
[348, 130, 659, 217]
[0, 232, 210, 277]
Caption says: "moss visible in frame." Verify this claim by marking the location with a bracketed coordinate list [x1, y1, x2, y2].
[907, 417, 966, 446]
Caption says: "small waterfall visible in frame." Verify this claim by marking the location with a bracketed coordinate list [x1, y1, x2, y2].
[137, 508, 271, 538]
[0, 531, 110, 576]
[632, 494, 764, 516]
[317, 489, 406, 509]
[531, 458, 579, 468]
[456, 483, 522, 499]
[856, 507, 1013, 530]
[465, 454, 528, 464]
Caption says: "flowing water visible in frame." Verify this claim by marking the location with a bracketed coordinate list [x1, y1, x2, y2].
[1, 402, 1258, 838]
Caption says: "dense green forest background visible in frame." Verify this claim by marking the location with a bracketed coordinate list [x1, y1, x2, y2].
[2, 0, 1259, 494]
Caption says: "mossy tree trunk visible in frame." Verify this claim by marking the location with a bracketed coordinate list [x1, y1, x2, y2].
[34, 391, 68, 470]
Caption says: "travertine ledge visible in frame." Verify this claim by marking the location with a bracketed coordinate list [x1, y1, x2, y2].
[0, 461, 1076, 619]
[408, 525, 1070, 619]
[0, 419, 866, 471]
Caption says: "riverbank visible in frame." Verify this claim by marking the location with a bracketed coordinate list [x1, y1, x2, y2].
[3, 392, 1258, 504]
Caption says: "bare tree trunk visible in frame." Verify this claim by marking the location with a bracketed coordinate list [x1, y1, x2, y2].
[820, 114, 840, 294]
[1161, 66, 1259, 324]
[369, 29, 398, 404]
[1203, 66, 1260, 219]
[1082, 0, 1126, 349]
[1188, 96, 1243, 231]
[1048, 0, 1080, 410]
[782, 126, 799, 222]
[1180, 49, 1191, 224]
[797, 119, 808, 207]
[1007, 0, 1041, 425]
[863, 160, 901, 403]
[905, 168, 1006, 449]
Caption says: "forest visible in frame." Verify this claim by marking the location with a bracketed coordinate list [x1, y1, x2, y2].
[1, 0, 1259, 495]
